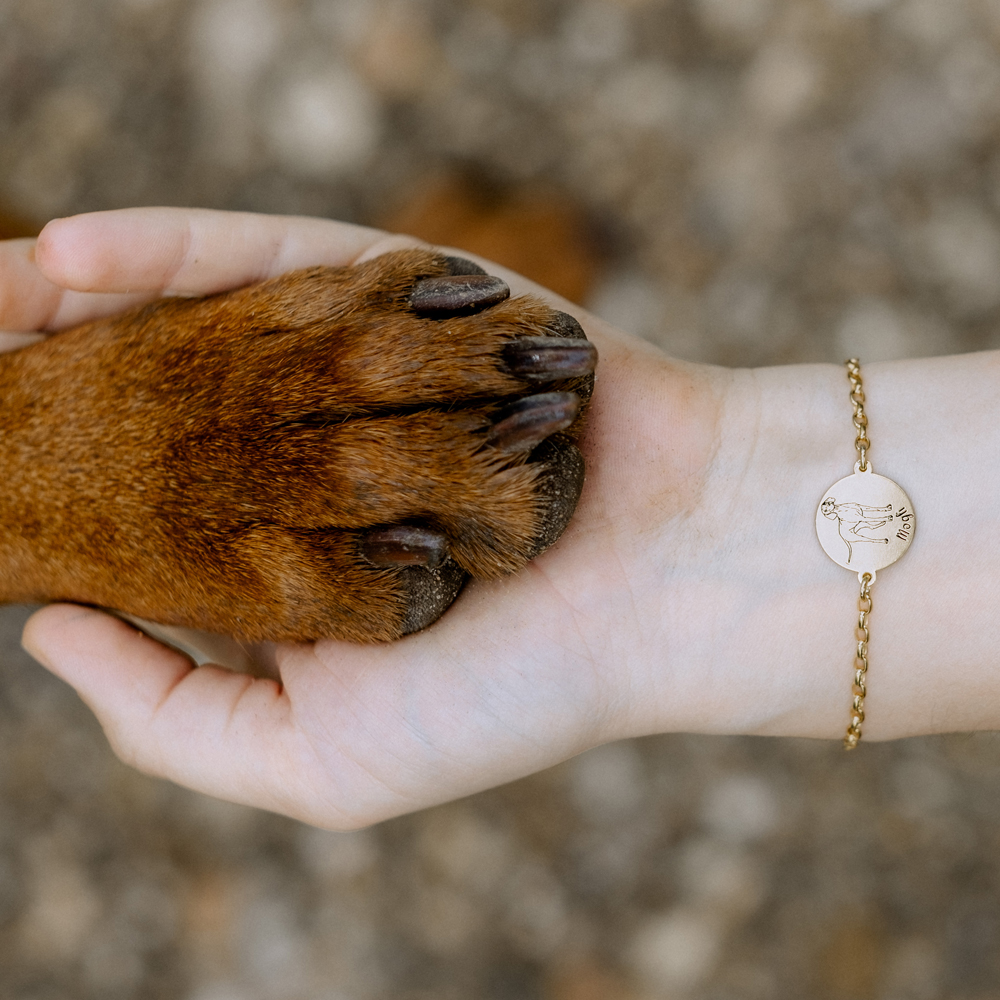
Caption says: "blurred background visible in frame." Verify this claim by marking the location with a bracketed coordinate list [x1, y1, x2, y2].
[3, 0, 1000, 997]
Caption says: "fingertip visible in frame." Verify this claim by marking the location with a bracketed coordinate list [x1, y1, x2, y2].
[35, 216, 85, 285]
[22, 603, 194, 706]
[35, 213, 143, 293]
[22, 601, 111, 670]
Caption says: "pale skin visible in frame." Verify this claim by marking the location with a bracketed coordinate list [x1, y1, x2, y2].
[1, 207, 998, 830]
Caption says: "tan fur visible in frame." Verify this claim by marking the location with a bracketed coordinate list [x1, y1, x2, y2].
[0, 250, 590, 642]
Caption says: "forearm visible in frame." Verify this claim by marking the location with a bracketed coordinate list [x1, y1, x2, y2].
[614, 350, 1000, 743]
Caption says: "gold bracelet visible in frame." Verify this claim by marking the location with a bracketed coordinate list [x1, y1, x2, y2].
[816, 360, 916, 750]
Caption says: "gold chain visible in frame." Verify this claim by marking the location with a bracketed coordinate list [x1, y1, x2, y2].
[844, 358, 871, 749]
[846, 358, 870, 471]
[820, 359, 913, 749]
[844, 572, 872, 750]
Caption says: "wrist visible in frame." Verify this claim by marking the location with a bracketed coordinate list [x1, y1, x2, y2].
[615, 352, 1000, 744]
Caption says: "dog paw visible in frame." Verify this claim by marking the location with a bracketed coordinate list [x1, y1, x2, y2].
[0, 249, 596, 642]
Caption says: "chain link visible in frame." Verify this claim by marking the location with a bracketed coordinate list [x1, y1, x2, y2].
[846, 358, 870, 471]
[844, 572, 872, 750]
[844, 359, 873, 749]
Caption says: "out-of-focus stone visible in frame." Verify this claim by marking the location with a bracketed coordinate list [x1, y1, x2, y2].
[676, 838, 766, 919]
[891, 757, 958, 817]
[560, 1, 632, 65]
[811, 909, 887, 999]
[189, 0, 282, 89]
[568, 742, 647, 824]
[81, 926, 146, 991]
[824, 0, 894, 14]
[744, 41, 822, 128]
[7, 86, 111, 218]
[940, 38, 1000, 125]
[181, 870, 240, 982]
[18, 833, 102, 963]
[444, 8, 511, 76]
[406, 880, 483, 955]
[704, 269, 773, 343]
[835, 296, 909, 361]
[416, 806, 515, 894]
[697, 136, 789, 249]
[700, 775, 781, 844]
[889, 0, 973, 50]
[880, 935, 945, 1000]
[915, 199, 1000, 314]
[594, 62, 687, 133]
[627, 907, 724, 994]
[186, 985, 255, 1000]
[694, 0, 775, 45]
[297, 825, 379, 884]
[234, 892, 310, 995]
[355, 0, 442, 97]
[545, 958, 641, 1000]
[842, 73, 967, 176]
[502, 857, 571, 959]
[267, 67, 382, 176]
[187, 0, 285, 166]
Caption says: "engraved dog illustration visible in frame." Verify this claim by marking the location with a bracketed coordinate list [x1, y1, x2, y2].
[820, 497, 892, 564]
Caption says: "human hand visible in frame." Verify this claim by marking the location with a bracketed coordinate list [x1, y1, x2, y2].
[0, 207, 726, 827]
[13, 208, 995, 828]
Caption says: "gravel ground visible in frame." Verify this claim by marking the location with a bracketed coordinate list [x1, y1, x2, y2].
[3, 0, 1000, 997]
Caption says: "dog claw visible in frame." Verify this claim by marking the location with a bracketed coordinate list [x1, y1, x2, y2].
[361, 526, 450, 568]
[503, 337, 597, 381]
[486, 392, 580, 453]
[411, 275, 510, 315]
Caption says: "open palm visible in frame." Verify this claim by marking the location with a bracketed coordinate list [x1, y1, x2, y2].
[4, 208, 728, 828]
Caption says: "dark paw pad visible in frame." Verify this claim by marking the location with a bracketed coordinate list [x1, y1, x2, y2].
[398, 560, 468, 635]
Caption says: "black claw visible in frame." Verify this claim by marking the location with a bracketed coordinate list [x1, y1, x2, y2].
[503, 336, 598, 381]
[486, 392, 580, 453]
[442, 255, 487, 276]
[361, 526, 449, 569]
[411, 274, 510, 315]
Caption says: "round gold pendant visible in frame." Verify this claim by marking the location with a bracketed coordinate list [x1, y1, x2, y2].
[816, 465, 915, 576]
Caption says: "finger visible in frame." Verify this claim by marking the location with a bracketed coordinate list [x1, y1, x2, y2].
[34, 207, 414, 297]
[0, 333, 44, 352]
[0, 239, 59, 330]
[22, 604, 333, 824]
[0, 237, 161, 332]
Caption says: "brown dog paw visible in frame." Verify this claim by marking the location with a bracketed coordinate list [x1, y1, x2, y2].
[0, 249, 596, 642]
